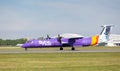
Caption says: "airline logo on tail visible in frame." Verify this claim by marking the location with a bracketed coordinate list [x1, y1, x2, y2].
[98, 25, 113, 43]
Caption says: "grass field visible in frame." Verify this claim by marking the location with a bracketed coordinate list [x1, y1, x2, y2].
[0, 46, 120, 71]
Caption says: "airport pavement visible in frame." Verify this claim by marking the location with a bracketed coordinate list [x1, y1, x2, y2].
[0, 49, 120, 53]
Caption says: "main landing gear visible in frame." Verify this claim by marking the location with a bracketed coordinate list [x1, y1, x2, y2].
[59, 47, 75, 51]
[60, 47, 63, 50]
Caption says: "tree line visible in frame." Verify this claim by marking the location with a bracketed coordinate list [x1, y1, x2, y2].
[0, 38, 27, 46]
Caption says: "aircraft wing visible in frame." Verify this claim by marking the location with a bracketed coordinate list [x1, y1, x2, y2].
[53, 33, 84, 39]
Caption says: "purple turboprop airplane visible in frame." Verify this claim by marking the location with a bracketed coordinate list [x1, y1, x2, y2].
[22, 25, 113, 51]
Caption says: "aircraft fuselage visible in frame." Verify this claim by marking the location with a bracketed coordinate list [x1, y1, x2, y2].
[22, 35, 99, 48]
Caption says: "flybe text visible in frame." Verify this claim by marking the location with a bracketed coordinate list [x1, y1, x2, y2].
[38, 41, 52, 46]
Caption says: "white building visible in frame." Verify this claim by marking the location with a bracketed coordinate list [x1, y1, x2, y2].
[107, 34, 120, 46]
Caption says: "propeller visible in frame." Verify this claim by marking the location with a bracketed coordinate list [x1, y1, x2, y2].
[57, 34, 62, 44]
[57, 34, 63, 50]
[46, 34, 51, 39]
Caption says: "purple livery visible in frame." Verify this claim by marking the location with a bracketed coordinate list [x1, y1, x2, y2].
[22, 25, 113, 51]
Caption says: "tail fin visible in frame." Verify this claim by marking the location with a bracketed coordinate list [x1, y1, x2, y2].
[99, 25, 113, 43]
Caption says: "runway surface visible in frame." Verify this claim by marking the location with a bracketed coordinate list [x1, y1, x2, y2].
[0, 49, 120, 53]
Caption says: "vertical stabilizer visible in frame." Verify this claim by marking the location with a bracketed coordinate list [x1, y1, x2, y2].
[98, 25, 113, 43]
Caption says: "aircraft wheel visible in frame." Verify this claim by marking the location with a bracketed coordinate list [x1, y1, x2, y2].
[60, 47, 63, 50]
[71, 47, 75, 51]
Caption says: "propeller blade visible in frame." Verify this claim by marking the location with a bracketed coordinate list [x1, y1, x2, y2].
[57, 34, 62, 44]
[46, 34, 51, 39]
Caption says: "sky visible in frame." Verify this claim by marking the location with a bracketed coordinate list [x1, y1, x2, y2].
[0, 0, 120, 39]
